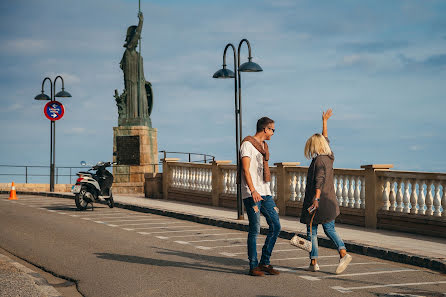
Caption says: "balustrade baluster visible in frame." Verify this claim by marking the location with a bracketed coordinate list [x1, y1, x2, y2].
[425, 180, 434, 216]
[231, 170, 237, 194]
[403, 179, 411, 213]
[354, 176, 361, 208]
[294, 174, 300, 201]
[418, 181, 426, 215]
[171, 167, 176, 188]
[381, 178, 390, 210]
[395, 179, 404, 212]
[223, 170, 229, 193]
[342, 176, 349, 207]
[271, 174, 276, 198]
[336, 175, 343, 205]
[207, 169, 212, 192]
[410, 180, 418, 214]
[360, 177, 365, 209]
[289, 173, 297, 201]
[201, 168, 206, 191]
[301, 175, 306, 201]
[433, 181, 441, 216]
[188, 168, 193, 190]
[348, 176, 355, 208]
[199, 168, 204, 191]
[442, 182, 446, 218]
[389, 179, 396, 211]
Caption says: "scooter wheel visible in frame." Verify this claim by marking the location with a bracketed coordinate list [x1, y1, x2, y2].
[75, 187, 90, 211]
[107, 194, 114, 208]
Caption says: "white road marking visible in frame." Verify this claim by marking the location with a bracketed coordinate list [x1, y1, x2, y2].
[98, 218, 167, 223]
[331, 280, 446, 293]
[194, 242, 290, 250]
[123, 225, 198, 231]
[225, 248, 301, 256]
[181, 237, 246, 243]
[220, 252, 237, 257]
[155, 232, 241, 239]
[78, 215, 148, 220]
[277, 262, 385, 272]
[272, 255, 338, 261]
[111, 222, 184, 226]
[68, 211, 126, 216]
[300, 269, 418, 281]
[138, 228, 222, 235]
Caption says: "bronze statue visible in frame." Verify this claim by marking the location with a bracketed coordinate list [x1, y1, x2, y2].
[115, 12, 153, 127]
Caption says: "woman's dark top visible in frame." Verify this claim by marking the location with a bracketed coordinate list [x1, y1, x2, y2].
[300, 139, 340, 225]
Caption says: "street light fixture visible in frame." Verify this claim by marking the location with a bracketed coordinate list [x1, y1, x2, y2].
[34, 76, 72, 192]
[213, 39, 263, 220]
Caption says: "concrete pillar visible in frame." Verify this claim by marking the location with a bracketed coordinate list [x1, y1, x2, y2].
[162, 158, 180, 200]
[361, 164, 393, 228]
[274, 162, 300, 216]
[211, 161, 231, 207]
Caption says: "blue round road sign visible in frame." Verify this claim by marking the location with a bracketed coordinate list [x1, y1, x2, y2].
[44, 101, 65, 121]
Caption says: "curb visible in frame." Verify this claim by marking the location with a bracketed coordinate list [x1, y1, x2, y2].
[0, 253, 62, 297]
[4, 191, 446, 274]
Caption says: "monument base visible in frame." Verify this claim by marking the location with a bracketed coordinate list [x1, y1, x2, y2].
[113, 125, 158, 194]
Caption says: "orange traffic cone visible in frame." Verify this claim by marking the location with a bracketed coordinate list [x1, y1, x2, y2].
[8, 182, 18, 200]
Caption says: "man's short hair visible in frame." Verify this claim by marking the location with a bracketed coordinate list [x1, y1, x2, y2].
[256, 117, 275, 133]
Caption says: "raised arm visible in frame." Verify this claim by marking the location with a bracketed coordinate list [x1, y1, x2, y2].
[128, 12, 144, 49]
[322, 109, 332, 137]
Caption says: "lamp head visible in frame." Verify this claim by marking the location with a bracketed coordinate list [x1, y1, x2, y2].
[239, 57, 263, 72]
[213, 65, 235, 79]
[34, 92, 51, 100]
[55, 89, 72, 98]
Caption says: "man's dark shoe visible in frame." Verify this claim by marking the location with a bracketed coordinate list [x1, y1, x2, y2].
[259, 264, 280, 275]
[249, 267, 265, 276]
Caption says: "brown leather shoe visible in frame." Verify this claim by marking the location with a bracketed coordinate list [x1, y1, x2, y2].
[249, 267, 265, 276]
[259, 264, 280, 275]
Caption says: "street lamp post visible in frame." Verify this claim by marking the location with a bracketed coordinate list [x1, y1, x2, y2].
[213, 39, 263, 220]
[34, 76, 72, 192]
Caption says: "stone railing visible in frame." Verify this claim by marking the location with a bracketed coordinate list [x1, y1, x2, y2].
[157, 159, 445, 237]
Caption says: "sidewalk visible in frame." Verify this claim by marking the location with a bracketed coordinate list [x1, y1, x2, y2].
[0, 252, 62, 297]
[5, 190, 446, 274]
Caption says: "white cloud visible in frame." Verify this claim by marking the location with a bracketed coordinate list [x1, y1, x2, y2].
[340, 54, 364, 66]
[44, 72, 81, 85]
[3, 38, 48, 54]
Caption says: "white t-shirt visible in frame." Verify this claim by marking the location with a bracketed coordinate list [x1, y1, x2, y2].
[240, 141, 272, 199]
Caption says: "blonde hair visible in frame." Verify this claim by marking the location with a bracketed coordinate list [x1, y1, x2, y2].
[304, 133, 332, 159]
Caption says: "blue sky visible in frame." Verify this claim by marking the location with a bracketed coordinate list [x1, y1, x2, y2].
[1, 0, 445, 183]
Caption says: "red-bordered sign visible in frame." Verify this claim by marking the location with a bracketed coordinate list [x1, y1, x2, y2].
[44, 101, 65, 121]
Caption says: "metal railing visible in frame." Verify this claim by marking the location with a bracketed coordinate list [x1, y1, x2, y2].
[159, 151, 215, 163]
[0, 151, 214, 185]
[0, 164, 161, 185]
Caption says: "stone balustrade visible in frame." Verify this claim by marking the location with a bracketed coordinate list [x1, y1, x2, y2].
[157, 159, 445, 237]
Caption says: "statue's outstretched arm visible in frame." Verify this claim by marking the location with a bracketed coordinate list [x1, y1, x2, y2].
[128, 12, 143, 49]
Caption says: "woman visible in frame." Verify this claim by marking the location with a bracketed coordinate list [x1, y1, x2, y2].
[300, 109, 352, 274]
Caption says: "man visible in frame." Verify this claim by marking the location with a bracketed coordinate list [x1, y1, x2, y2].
[240, 117, 281, 276]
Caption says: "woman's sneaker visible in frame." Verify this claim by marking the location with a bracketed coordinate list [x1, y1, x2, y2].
[335, 254, 352, 274]
[308, 263, 320, 272]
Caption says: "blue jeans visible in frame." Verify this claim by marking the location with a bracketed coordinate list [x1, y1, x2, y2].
[243, 195, 281, 270]
[306, 220, 346, 259]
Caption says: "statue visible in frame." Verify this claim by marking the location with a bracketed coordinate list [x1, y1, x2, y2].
[114, 12, 153, 127]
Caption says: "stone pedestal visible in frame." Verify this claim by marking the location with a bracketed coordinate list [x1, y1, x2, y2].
[113, 126, 158, 194]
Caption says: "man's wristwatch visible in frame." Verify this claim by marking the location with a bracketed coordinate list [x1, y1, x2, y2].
[315, 198, 320, 202]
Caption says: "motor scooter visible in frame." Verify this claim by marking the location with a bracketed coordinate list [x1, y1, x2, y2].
[71, 161, 114, 210]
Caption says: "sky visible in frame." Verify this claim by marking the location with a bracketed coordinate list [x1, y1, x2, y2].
[1, 0, 445, 183]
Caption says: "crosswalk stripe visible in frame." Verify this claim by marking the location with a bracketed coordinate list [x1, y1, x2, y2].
[156, 232, 241, 239]
[300, 269, 417, 281]
[332, 280, 446, 293]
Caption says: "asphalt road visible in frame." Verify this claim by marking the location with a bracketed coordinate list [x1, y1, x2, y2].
[0, 194, 445, 297]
